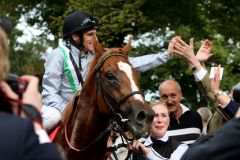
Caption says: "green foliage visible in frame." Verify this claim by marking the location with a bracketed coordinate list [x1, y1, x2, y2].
[65, 0, 146, 47]
[9, 35, 48, 76]
[1, 0, 240, 109]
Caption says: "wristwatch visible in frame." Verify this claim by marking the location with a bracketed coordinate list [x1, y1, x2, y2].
[214, 90, 224, 98]
[190, 63, 201, 72]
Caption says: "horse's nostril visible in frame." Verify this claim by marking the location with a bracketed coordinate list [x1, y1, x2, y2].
[135, 109, 154, 125]
[136, 110, 147, 123]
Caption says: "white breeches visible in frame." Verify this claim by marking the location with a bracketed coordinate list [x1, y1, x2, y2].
[42, 106, 62, 131]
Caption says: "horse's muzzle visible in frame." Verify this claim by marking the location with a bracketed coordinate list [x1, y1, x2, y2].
[124, 108, 154, 139]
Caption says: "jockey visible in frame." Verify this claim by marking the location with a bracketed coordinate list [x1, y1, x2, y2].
[41, 11, 175, 131]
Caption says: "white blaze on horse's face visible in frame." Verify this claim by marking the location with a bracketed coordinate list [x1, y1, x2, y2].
[117, 61, 144, 102]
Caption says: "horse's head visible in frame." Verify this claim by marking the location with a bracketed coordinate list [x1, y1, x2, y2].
[90, 36, 154, 139]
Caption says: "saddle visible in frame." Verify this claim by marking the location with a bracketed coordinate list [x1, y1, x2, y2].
[49, 91, 81, 142]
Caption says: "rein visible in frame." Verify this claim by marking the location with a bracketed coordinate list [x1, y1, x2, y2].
[64, 52, 144, 152]
[64, 121, 117, 152]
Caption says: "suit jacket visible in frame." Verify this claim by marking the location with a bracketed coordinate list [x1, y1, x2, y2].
[196, 73, 229, 134]
[0, 112, 62, 160]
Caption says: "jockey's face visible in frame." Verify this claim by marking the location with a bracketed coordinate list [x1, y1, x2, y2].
[82, 29, 97, 53]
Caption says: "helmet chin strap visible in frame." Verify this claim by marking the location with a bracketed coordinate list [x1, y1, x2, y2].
[68, 32, 84, 51]
[72, 40, 84, 51]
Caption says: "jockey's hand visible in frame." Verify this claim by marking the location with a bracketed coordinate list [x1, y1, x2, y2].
[168, 36, 180, 57]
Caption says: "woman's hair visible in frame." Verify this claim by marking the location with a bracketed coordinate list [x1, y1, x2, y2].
[0, 27, 9, 82]
[149, 100, 170, 115]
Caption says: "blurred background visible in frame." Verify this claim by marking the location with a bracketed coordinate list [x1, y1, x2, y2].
[1, 0, 240, 109]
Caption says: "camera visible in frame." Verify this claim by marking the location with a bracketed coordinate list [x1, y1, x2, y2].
[0, 74, 28, 113]
[5, 74, 28, 94]
[0, 74, 20, 113]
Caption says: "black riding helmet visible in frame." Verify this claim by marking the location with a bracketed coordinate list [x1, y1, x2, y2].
[0, 16, 13, 34]
[62, 11, 99, 41]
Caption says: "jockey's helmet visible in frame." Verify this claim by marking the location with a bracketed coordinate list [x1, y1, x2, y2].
[0, 16, 13, 33]
[62, 11, 99, 41]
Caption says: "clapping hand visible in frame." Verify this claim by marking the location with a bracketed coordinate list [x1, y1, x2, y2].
[196, 39, 213, 62]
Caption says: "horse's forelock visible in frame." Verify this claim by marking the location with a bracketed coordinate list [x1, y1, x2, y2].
[84, 46, 129, 89]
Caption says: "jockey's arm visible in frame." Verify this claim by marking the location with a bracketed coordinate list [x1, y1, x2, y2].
[41, 48, 67, 113]
[129, 51, 171, 73]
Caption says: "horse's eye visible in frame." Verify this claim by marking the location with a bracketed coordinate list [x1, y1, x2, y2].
[105, 72, 116, 81]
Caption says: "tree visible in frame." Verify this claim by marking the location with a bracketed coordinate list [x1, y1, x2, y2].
[1, 0, 240, 108]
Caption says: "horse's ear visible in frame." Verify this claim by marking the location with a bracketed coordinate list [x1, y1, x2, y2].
[122, 36, 132, 56]
[93, 34, 104, 59]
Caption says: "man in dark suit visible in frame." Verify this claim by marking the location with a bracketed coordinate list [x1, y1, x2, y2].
[0, 17, 62, 160]
[0, 112, 62, 160]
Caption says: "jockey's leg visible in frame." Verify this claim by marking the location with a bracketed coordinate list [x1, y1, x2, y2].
[42, 106, 61, 132]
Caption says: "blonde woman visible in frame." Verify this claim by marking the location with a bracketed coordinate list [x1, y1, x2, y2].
[128, 101, 188, 160]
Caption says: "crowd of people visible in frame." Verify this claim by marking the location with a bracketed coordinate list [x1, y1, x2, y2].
[1, 10, 240, 160]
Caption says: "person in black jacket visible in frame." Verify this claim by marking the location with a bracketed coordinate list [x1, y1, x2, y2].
[0, 18, 62, 160]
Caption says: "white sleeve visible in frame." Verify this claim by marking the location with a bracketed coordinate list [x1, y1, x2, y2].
[193, 67, 208, 81]
[170, 144, 189, 160]
[129, 51, 171, 73]
[41, 48, 67, 113]
[35, 129, 51, 144]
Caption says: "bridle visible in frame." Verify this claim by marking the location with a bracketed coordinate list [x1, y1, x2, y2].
[64, 52, 144, 152]
[95, 53, 144, 118]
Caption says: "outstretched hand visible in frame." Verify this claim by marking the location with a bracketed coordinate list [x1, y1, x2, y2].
[173, 37, 195, 60]
[196, 39, 213, 62]
[168, 36, 180, 57]
[172, 37, 202, 70]
[211, 65, 221, 94]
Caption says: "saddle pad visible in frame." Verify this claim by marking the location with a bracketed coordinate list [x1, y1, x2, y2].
[49, 125, 62, 142]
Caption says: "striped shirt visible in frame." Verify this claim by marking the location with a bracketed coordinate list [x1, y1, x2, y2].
[166, 104, 203, 145]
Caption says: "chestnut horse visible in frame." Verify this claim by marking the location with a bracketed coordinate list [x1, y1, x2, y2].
[53, 37, 154, 160]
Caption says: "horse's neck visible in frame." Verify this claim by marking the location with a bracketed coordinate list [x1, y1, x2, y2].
[69, 80, 109, 147]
